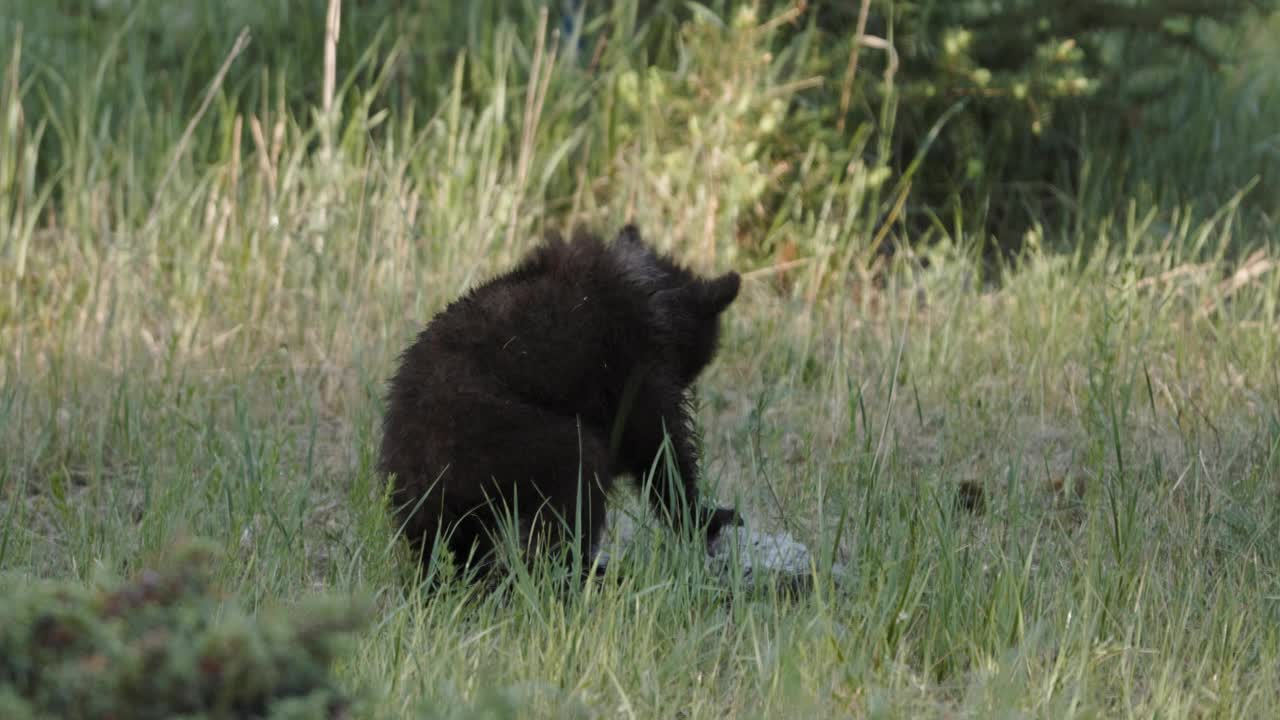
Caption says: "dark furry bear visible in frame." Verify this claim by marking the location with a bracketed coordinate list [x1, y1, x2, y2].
[378, 225, 742, 580]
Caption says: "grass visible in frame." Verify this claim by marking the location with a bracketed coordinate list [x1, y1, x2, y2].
[3, 1, 1280, 717]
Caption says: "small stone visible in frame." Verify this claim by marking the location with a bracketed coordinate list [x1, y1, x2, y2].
[956, 481, 986, 515]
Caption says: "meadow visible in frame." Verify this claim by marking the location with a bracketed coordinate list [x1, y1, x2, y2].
[2, 1, 1279, 717]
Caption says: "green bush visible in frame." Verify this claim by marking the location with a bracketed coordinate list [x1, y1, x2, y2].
[0, 542, 368, 720]
[797, 0, 1278, 248]
[559, 0, 1278, 264]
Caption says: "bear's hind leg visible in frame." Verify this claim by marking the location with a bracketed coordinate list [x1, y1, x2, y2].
[458, 410, 615, 580]
[515, 427, 612, 579]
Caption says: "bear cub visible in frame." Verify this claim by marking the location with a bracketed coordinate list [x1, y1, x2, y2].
[379, 225, 742, 580]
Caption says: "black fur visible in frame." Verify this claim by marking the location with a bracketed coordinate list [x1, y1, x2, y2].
[379, 225, 742, 580]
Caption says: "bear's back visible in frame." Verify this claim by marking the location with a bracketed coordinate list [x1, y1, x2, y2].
[384, 234, 658, 445]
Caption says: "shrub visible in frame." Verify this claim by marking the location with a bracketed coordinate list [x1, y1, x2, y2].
[0, 541, 368, 719]
[800, 0, 1278, 248]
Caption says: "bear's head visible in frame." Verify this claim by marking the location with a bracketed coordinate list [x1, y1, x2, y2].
[611, 225, 740, 384]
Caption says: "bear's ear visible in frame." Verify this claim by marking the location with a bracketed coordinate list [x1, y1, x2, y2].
[613, 225, 665, 292]
[702, 272, 740, 314]
[616, 224, 645, 247]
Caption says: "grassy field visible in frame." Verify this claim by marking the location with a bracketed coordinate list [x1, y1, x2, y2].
[3, 1, 1280, 717]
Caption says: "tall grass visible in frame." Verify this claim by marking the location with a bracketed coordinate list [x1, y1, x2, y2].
[2, 1, 1279, 717]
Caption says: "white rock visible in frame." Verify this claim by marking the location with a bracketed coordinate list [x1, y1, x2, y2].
[708, 526, 817, 576]
[594, 522, 849, 589]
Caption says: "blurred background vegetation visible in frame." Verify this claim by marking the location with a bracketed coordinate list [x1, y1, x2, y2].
[3, 0, 1277, 269]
